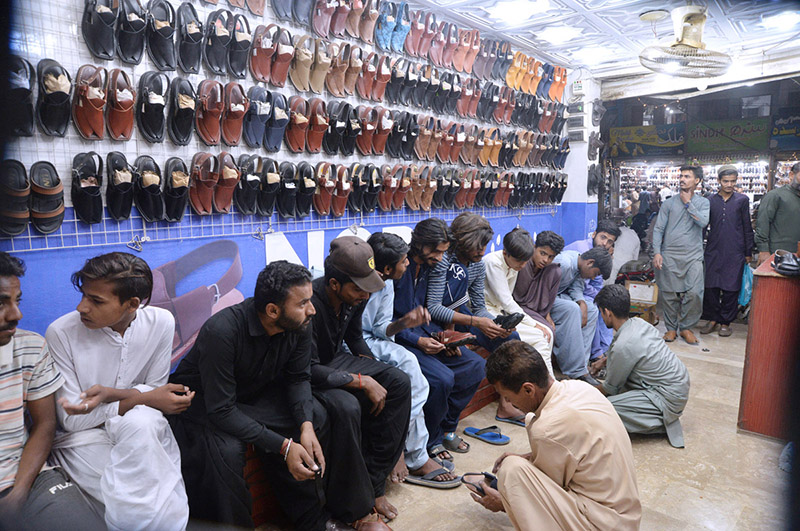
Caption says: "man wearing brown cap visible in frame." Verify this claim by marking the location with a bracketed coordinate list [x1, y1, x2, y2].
[309, 236, 412, 524]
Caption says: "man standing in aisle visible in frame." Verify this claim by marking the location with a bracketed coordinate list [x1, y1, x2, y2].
[47, 253, 189, 530]
[0, 252, 104, 530]
[564, 220, 620, 362]
[364, 232, 459, 488]
[700, 166, 754, 337]
[593, 285, 690, 448]
[652, 165, 710, 344]
[755, 161, 800, 265]
[468, 340, 641, 530]
[309, 236, 411, 522]
[606, 209, 641, 285]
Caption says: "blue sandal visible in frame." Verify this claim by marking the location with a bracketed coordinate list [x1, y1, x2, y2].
[464, 425, 510, 445]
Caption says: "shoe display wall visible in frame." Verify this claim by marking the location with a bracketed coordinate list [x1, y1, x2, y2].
[2, 0, 573, 250]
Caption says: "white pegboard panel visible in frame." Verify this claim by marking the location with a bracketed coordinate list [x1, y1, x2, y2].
[2, 0, 564, 254]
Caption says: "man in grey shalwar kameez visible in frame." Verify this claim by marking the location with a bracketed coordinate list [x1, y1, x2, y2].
[593, 285, 690, 448]
[652, 165, 710, 345]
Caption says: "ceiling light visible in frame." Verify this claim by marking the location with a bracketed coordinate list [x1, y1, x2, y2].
[760, 11, 800, 31]
[488, 0, 550, 24]
[538, 25, 582, 45]
[639, 9, 669, 22]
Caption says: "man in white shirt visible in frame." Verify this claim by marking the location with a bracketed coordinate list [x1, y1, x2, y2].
[0, 252, 103, 530]
[46, 253, 191, 531]
[606, 210, 641, 286]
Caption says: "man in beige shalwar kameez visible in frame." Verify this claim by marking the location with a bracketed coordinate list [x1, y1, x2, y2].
[468, 340, 641, 530]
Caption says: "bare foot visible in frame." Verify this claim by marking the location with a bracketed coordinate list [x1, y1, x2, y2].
[663, 330, 677, 342]
[410, 458, 457, 482]
[496, 396, 524, 420]
[374, 495, 398, 521]
[432, 448, 453, 462]
[390, 452, 408, 483]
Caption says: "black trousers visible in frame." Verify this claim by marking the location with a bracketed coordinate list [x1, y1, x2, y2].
[316, 354, 412, 498]
[702, 287, 739, 325]
[169, 387, 373, 530]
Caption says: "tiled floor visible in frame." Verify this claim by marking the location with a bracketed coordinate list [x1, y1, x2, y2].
[383, 321, 790, 530]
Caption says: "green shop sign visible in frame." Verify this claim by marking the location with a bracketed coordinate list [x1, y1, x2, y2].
[686, 118, 770, 153]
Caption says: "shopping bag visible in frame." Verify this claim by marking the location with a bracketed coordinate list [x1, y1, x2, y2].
[738, 265, 754, 307]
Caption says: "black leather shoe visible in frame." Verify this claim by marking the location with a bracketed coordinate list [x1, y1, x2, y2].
[235, 155, 262, 216]
[258, 158, 280, 217]
[263, 92, 288, 152]
[431, 167, 447, 209]
[341, 105, 361, 156]
[295, 162, 315, 219]
[401, 113, 418, 161]
[9, 57, 35, 137]
[36, 59, 71, 137]
[105, 151, 135, 221]
[134, 155, 166, 222]
[203, 9, 233, 75]
[146, 0, 177, 71]
[243, 86, 271, 149]
[82, 0, 118, 60]
[494, 312, 524, 330]
[0, 160, 30, 237]
[71, 152, 104, 225]
[136, 71, 170, 143]
[228, 14, 251, 79]
[348, 163, 365, 214]
[361, 164, 381, 213]
[116, 0, 147, 64]
[323, 101, 347, 156]
[168, 77, 195, 146]
[385, 110, 405, 159]
[29, 162, 65, 235]
[276, 161, 298, 219]
[176, 2, 203, 74]
[163, 156, 189, 222]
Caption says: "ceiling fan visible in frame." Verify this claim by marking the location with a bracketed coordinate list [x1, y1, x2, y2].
[639, 6, 732, 78]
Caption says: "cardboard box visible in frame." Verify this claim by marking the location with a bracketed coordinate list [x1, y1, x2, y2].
[626, 280, 659, 325]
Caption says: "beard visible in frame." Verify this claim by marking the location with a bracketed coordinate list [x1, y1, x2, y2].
[276, 312, 309, 332]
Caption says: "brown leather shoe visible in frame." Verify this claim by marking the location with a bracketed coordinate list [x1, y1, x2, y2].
[371, 55, 391, 102]
[434, 329, 476, 348]
[356, 105, 377, 156]
[377, 164, 396, 212]
[270, 27, 294, 88]
[189, 152, 218, 215]
[325, 42, 348, 97]
[289, 34, 314, 92]
[426, 119, 444, 162]
[700, 321, 719, 335]
[311, 0, 335, 38]
[221, 81, 249, 146]
[417, 12, 437, 58]
[358, 0, 379, 45]
[415, 116, 433, 160]
[356, 52, 377, 100]
[680, 329, 699, 345]
[449, 123, 466, 163]
[345, 0, 365, 39]
[309, 38, 332, 94]
[313, 162, 335, 215]
[436, 122, 455, 163]
[718, 325, 732, 337]
[106, 68, 135, 141]
[307, 98, 328, 154]
[343, 45, 363, 95]
[195, 79, 224, 145]
[285, 95, 309, 153]
[214, 151, 240, 213]
[392, 165, 411, 210]
[371, 106, 392, 156]
[331, 164, 351, 217]
[466, 169, 482, 207]
[419, 166, 436, 211]
[249, 24, 277, 83]
[72, 64, 107, 140]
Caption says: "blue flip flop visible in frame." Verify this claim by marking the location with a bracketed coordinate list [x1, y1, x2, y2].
[495, 414, 526, 427]
[464, 425, 510, 446]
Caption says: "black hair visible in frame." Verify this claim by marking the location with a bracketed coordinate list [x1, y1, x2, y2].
[450, 212, 493, 259]
[535, 231, 565, 254]
[0, 252, 25, 278]
[324, 256, 354, 287]
[595, 284, 630, 319]
[791, 162, 800, 174]
[503, 228, 534, 261]
[409, 218, 451, 258]
[486, 340, 549, 392]
[679, 165, 704, 182]
[580, 246, 613, 280]
[254, 261, 312, 311]
[71, 252, 153, 305]
[368, 232, 409, 273]
[718, 168, 738, 179]
[595, 220, 621, 239]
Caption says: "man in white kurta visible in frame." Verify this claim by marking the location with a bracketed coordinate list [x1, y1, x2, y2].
[46, 253, 189, 531]
[471, 340, 641, 530]
[483, 229, 553, 376]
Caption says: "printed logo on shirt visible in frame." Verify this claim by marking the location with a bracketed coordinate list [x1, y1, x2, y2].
[449, 263, 466, 280]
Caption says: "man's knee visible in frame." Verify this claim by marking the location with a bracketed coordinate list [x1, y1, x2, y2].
[383, 365, 412, 399]
[321, 389, 362, 421]
[497, 455, 530, 495]
[426, 365, 455, 396]
[213, 430, 248, 469]
[113, 405, 166, 437]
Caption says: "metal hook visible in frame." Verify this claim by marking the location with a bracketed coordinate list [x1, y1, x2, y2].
[349, 223, 359, 234]
[126, 235, 149, 252]
[266, 220, 275, 234]
[252, 227, 265, 241]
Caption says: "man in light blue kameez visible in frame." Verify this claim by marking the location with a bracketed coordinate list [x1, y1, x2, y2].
[593, 285, 690, 448]
[652, 165, 710, 345]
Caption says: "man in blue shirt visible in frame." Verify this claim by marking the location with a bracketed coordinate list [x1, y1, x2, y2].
[394, 219, 485, 463]
[363, 232, 459, 489]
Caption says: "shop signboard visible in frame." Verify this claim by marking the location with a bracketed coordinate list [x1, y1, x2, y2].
[686, 118, 770, 154]
[609, 124, 685, 158]
[769, 108, 800, 151]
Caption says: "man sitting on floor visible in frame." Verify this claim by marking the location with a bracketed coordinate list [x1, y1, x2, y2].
[46, 252, 189, 530]
[564, 220, 621, 363]
[511, 230, 564, 377]
[393, 219, 486, 466]
[592, 285, 691, 448]
[364, 233, 459, 489]
[310, 236, 411, 523]
[468, 340, 641, 530]
[484, 228, 554, 423]
[169, 261, 385, 530]
[0, 252, 103, 531]
[550, 246, 612, 385]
